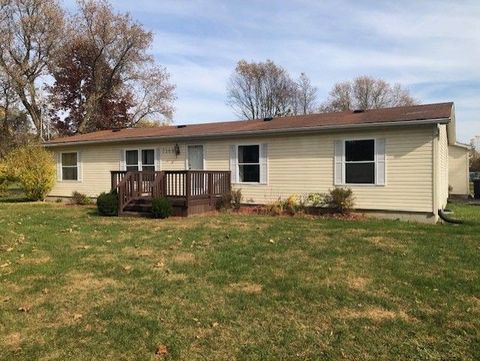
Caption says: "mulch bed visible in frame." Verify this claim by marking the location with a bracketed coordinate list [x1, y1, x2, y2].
[235, 205, 366, 221]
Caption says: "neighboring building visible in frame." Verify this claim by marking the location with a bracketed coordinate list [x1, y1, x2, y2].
[449, 143, 470, 195]
[44, 102, 469, 223]
[471, 135, 480, 151]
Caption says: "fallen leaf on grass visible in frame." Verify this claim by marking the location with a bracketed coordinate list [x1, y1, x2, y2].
[155, 344, 168, 356]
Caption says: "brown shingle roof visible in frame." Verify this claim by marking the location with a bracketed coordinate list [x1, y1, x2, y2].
[45, 102, 453, 146]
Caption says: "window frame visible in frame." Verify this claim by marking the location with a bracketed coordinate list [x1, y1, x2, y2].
[343, 138, 376, 185]
[140, 149, 155, 172]
[341, 136, 387, 187]
[123, 148, 156, 172]
[236, 144, 261, 184]
[60, 151, 80, 182]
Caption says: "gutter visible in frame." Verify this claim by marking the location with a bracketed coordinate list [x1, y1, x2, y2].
[44, 117, 450, 148]
[451, 142, 470, 150]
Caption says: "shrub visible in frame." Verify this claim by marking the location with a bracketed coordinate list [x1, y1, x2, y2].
[219, 189, 243, 211]
[0, 164, 7, 196]
[97, 191, 118, 216]
[0, 182, 7, 196]
[218, 191, 232, 210]
[151, 197, 173, 219]
[70, 191, 93, 205]
[2, 145, 55, 201]
[284, 194, 301, 215]
[322, 188, 355, 214]
[263, 198, 284, 216]
[231, 189, 242, 211]
[262, 194, 302, 216]
[306, 192, 324, 207]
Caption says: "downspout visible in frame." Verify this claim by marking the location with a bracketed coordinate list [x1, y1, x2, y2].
[438, 209, 463, 224]
[432, 126, 438, 221]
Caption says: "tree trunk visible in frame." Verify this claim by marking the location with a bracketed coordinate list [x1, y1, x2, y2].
[17, 92, 42, 139]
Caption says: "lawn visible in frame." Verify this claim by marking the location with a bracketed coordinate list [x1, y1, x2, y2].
[0, 200, 479, 360]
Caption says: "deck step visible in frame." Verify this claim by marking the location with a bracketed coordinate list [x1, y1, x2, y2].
[124, 204, 152, 213]
[119, 211, 151, 218]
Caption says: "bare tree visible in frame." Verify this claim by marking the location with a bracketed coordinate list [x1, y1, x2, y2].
[227, 59, 299, 119]
[0, 0, 65, 137]
[48, 0, 175, 134]
[127, 66, 175, 126]
[73, 0, 152, 133]
[320, 81, 352, 112]
[321, 76, 417, 112]
[0, 71, 32, 157]
[292, 72, 317, 115]
[0, 71, 16, 138]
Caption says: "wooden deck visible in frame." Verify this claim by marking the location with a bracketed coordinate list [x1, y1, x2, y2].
[111, 170, 231, 216]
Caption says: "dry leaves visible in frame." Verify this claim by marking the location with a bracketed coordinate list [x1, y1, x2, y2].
[153, 261, 164, 269]
[155, 344, 168, 356]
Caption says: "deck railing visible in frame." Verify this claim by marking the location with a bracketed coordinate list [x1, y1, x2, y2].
[111, 170, 231, 214]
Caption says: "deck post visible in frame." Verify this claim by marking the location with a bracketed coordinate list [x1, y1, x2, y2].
[185, 171, 191, 210]
[208, 172, 213, 206]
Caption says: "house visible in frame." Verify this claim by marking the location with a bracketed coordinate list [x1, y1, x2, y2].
[44, 102, 469, 222]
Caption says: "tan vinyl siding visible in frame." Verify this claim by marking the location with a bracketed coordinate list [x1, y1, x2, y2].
[206, 127, 434, 212]
[448, 145, 469, 195]
[49, 125, 435, 213]
[436, 124, 449, 209]
[50, 142, 184, 198]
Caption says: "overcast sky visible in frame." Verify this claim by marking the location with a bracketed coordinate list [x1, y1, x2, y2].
[65, 0, 480, 143]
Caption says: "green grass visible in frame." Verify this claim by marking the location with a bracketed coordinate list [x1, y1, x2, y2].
[0, 201, 479, 360]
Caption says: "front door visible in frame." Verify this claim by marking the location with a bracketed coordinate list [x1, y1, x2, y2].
[187, 145, 204, 170]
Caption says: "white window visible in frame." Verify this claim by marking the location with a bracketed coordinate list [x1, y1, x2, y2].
[345, 139, 375, 184]
[61, 152, 79, 181]
[230, 144, 268, 184]
[334, 139, 385, 186]
[125, 150, 139, 171]
[238, 145, 260, 183]
[141, 149, 155, 172]
[124, 149, 155, 171]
